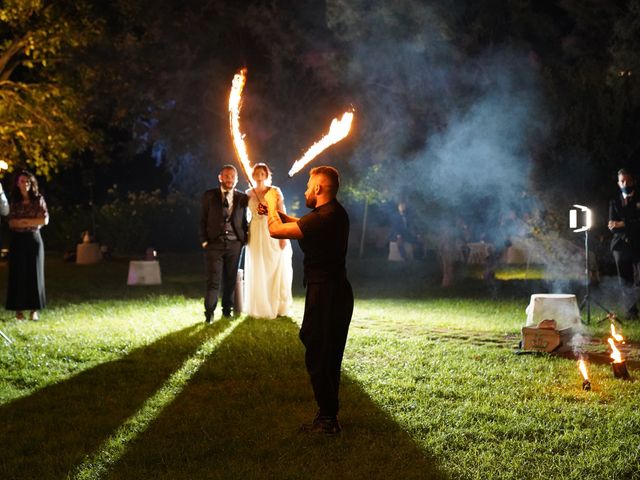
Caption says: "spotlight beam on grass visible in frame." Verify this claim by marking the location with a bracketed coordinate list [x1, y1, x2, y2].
[71, 318, 244, 480]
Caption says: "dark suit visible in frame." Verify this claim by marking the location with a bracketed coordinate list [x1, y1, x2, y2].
[609, 193, 640, 316]
[388, 211, 416, 244]
[200, 187, 248, 319]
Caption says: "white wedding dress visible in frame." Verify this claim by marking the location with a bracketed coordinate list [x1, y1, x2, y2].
[244, 187, 293, 318]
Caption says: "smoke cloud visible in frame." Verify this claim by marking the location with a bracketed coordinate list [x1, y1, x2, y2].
[325, 1, 617, 290]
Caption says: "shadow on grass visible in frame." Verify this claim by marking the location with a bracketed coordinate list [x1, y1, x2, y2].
[104, 317, 447, 480]
[0, 256, 205, 305]
[0, 321, 226, 479]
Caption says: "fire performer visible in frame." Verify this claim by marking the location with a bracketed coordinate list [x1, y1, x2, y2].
[260, 166, 353, 434]
[200, 164, 248, 323]
[608, 168, 640, 320]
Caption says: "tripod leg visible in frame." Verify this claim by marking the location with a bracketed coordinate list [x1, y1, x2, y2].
[0, 329, 13, 345]
[579, 295, 588, 310]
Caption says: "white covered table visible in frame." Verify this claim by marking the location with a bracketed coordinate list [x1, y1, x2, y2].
[466, 242, 491, 264]
[76, 243, 102, 265]
[388, 241, 414, 261]
[525, 293, 581, 328]
[127, 260, 162, 285]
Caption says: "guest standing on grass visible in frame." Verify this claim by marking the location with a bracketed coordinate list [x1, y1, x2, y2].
[6, 170, 49, 321]
[261, 165, 353, 435]
[0, 179, 9, 227]
[244, 163, 293, 319]
[608, 167, 640, 320]
[200, 164, 248, 323]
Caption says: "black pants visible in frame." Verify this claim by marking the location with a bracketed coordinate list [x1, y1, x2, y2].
[204, 239, 243, 316]
[613, 248, 640, 314]
[299, 277, 354, 417]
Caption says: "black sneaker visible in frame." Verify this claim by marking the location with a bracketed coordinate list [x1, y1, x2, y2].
[204, 311, 213, 324]
[222, 310, 232, 318]
[299, 414, 342, 435]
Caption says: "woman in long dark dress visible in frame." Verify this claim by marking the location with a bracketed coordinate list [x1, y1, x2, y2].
[6, 171, 49, 321]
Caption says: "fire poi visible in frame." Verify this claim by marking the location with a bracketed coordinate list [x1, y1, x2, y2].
[229, 69, 353, 185]
[288, 110, 355, 177]
[228, 68, 255, 189]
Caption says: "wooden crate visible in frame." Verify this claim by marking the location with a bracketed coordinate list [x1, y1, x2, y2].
[521, 326, 574, 352]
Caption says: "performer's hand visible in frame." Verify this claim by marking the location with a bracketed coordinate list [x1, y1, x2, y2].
[608, 220, 624, 230]
[257, 203, 268, 216]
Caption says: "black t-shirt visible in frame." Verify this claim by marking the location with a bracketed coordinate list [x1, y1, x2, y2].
[297, 199, 349, 283]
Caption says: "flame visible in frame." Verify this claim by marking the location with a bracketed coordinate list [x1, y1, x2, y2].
[608, 338, 623, 363]
[577, 359, 589, 380]
[0, 160, 8, 171]
[610, 323, 624, 343]
[228, 68, 254, 188]
[288, 110, 354, 177]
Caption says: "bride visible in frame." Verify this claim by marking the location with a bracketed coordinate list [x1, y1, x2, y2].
[244, 163, 293, 318]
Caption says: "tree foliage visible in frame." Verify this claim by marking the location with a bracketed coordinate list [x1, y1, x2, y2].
[3, 0, 639, 222]
[0, 0, 101, 177]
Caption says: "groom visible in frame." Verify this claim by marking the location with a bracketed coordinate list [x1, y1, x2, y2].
[200, 164, 248, 323]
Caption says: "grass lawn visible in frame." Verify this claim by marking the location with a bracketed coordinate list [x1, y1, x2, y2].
[0, 253, 639, 479]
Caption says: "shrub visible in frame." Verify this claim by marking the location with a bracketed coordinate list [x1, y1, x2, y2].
[43, 189, 200, 253]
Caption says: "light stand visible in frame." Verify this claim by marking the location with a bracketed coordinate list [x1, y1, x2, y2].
[570, 205, 613, 324]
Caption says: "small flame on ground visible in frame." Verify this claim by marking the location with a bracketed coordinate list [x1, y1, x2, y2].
[228, 68, 254, 188]
[577, 359, 589, 380]
[607, 338, 623, 363]
[288, 110, 354, 177]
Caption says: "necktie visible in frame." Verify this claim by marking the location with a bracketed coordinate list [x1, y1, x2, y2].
[223, 190, 231, 208]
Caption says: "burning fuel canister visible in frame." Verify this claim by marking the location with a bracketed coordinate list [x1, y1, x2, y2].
[612, 361, 630, 380]
[578, 359, 591, 390]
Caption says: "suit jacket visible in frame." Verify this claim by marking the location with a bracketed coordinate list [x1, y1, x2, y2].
[388, 212, 416, 243]
[200, 187, 249, 245]
[609, 193, 640, 252]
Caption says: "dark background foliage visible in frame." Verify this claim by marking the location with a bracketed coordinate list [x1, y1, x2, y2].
[2, 0, 639, 253]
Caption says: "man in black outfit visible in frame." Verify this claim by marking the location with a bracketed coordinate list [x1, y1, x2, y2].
[262, 166, 353, 434]
[200, 164, 248, 323]
[608, 168, 640, 319]
[388, 200, 417, 260]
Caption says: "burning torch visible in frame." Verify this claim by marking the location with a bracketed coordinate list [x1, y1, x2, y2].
[228, 68, 255, 190]
[288, 109, 355, 178]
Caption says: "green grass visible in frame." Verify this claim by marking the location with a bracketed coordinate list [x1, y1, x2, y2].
[0, 254, 639, 479]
